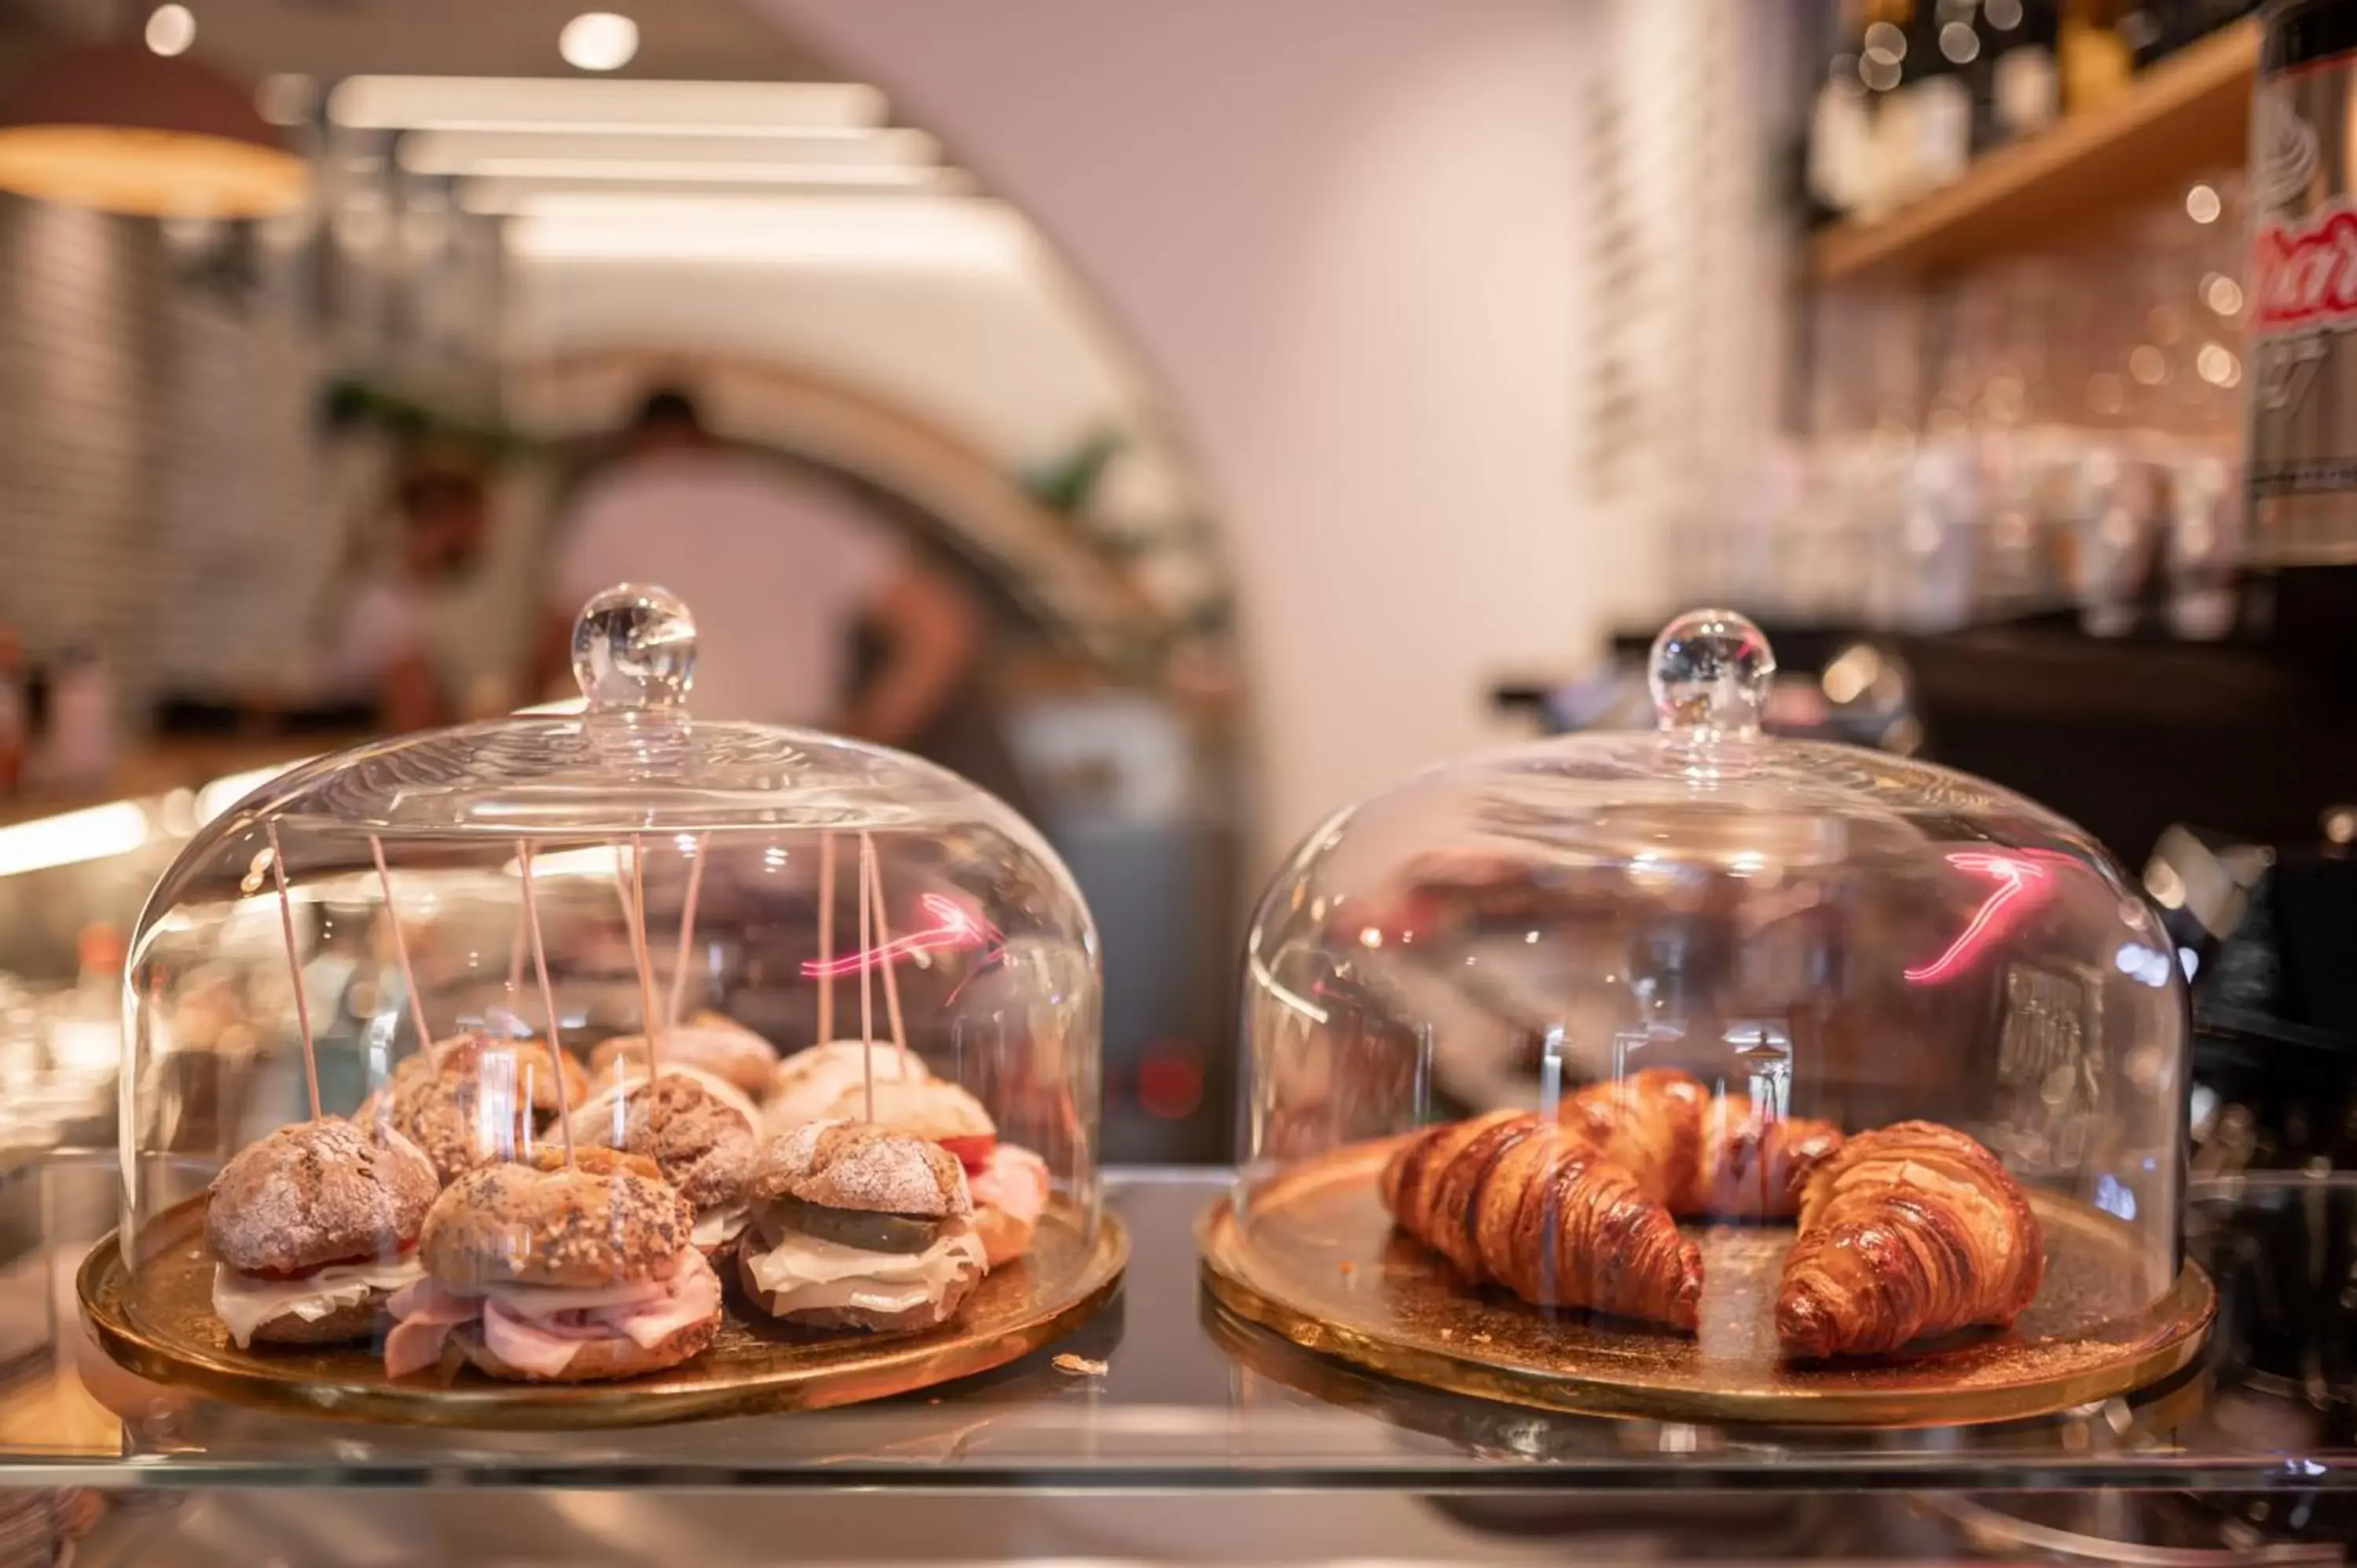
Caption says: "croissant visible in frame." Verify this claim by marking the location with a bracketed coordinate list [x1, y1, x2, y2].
[1775, 1120, 2046, 1360]
[1560, 1068, 1844, 1219]
[1380, 1111, 1704, 1331]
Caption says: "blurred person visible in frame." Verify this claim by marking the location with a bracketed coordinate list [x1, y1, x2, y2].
[336, 461, 491, 732]
[533, 387, 979, 743]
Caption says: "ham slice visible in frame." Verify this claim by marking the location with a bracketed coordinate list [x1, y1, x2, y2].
[607, 1255, 722, 1348]
[481, 1300, 604, 1377]
[382, 1254, 720, 1379]
[970, 1144, 1050, 1225]
[382, 1278, 478, 1377]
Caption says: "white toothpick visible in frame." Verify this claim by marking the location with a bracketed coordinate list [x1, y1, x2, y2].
[665, 833, 710, 1034]
[817, 833, 837, 1046]
[368, 836, 434, 1065]
[516, 841, 575, 1163]
[263, 822, 321, 1121]
[858, 830, 874, 1123]
[862, 831, 911, 1073]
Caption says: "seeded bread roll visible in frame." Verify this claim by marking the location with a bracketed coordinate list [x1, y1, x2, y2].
[822, 1079, 993, 1144]
[419, 1148, 692, 1290]
[376, 1071, 528, 1185]
[206, 1119, 439, 1274]
[364, 1035, 592, 1185]
[567, 1074, 753, 1211]
[428, 1032, 588, 1116]
[353, 1049, 436, 1127]
[765, 1042, 929, 1132]
[591, 1016, 777, 1098]
[749, 1121, 971, 1217]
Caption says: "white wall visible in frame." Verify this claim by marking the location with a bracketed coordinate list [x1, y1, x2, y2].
[504, 205, 1141, 470]
[762, 0, 1600, 861]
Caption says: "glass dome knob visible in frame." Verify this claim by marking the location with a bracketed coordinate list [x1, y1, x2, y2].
[572, 583, 698, 713]
[1648, 607, 1776, 742]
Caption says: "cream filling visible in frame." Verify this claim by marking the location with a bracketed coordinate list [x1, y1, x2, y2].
[211, 1255, 423, 1348]
[742, 1215, 982, 1315]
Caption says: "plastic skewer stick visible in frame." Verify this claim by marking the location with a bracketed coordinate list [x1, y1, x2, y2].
[263, 822, 321, 1121]
[517, 841, 576, 1162]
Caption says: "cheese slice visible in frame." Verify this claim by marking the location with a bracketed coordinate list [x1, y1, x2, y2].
[692, 1203, 750, 1251]
[742, 1215, 984, 1307]
[211, 1256, 423, 1349]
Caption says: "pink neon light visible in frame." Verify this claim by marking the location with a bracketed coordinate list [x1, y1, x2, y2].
[800, 892, 994, 979]
[1903, 850, 2067, 985]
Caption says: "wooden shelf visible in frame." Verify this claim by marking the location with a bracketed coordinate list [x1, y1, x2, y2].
[1810, 18, 2258, 284]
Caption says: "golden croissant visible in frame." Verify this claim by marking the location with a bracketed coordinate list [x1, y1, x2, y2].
[1380, 1111, 1704, 1331]
[1559, 1067, 1845, 1219]
[1775, 1120, 2046, 1360]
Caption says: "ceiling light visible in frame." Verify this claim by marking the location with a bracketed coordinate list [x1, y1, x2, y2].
[456, 168, 956, 211]
[507, 194, 1030, 269]
[398, 126, 938, 174]
[0, 43, 308, 217]
[0, 801, 150, 877]
[328, 76, 884, 134]
[145, 5, 196, 57]
[559, 13, 639, 73]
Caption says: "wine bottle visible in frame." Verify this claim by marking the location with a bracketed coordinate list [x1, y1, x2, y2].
[1886, 0, 1974, 196]
[1807, 0, 1880, 215]
[2060, 0, 2137, 112]
[1980, 0, 2063, 147]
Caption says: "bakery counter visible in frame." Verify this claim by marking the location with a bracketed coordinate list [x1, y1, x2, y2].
[0, 738, 342, 833]
[0, 741, 321, 988]
[0, 1159, 2351, 1508]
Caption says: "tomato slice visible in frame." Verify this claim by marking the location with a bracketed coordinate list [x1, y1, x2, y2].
[939, 1134, 997, 1174]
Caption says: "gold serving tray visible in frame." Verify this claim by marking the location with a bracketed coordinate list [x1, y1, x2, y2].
[1199, 1138, 2212, 1428]
[81, 1193, 1125, 1428]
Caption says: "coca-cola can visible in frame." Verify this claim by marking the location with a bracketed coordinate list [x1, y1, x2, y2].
[2248, 1, 2357, 564]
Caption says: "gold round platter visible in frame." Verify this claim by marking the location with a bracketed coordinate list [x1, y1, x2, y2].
[1198, 1138, 2213, 1428]
[81, 1192, 1126, 1428]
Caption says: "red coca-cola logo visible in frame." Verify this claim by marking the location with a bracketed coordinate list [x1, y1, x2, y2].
[2253, 199, 2357, 336]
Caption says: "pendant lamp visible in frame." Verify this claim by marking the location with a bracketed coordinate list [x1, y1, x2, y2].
[0, 40, 306, 218]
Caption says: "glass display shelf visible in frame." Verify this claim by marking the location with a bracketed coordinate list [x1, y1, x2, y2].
[0, 1158, 2349, 1495]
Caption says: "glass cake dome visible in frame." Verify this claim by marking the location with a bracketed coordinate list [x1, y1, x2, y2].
[115, 584, 1100, 1390]
[1219, 610, 2198, 1418]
